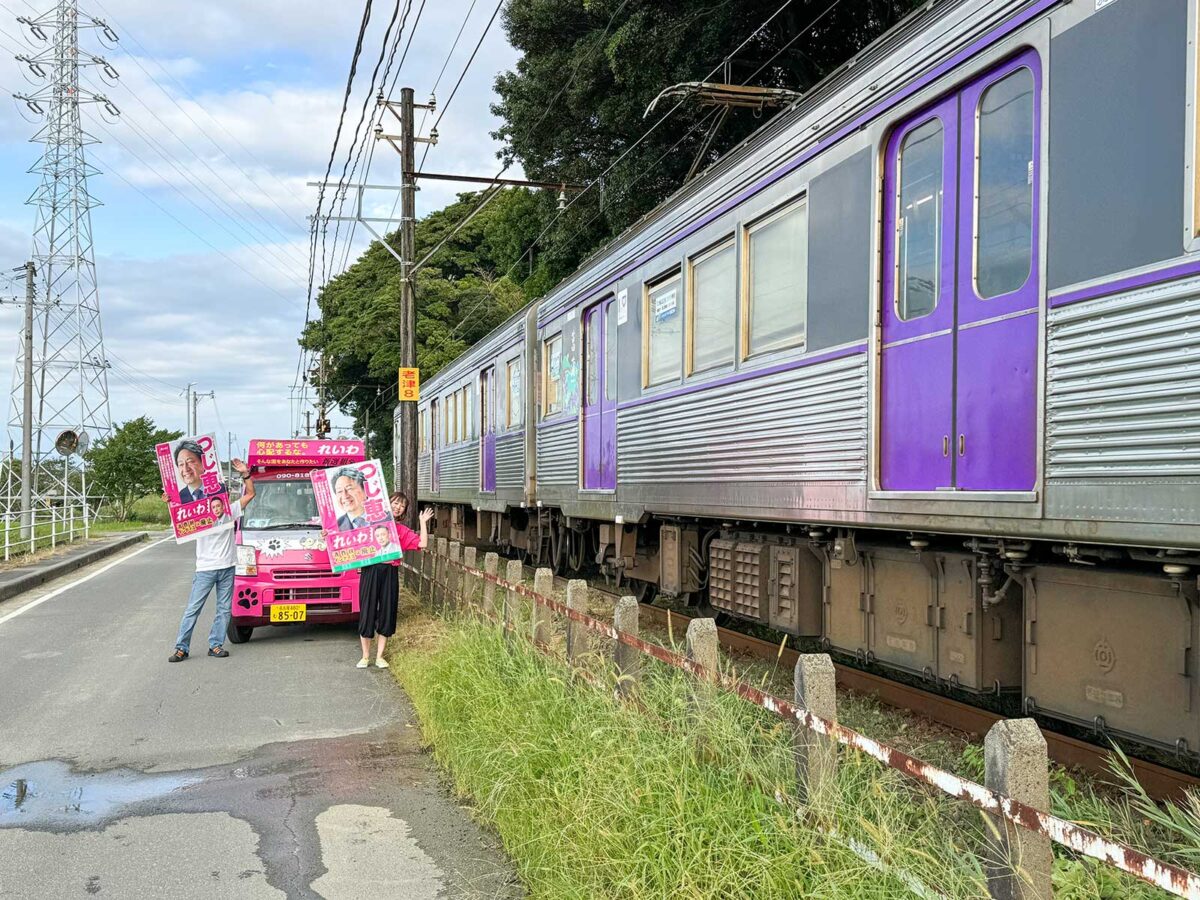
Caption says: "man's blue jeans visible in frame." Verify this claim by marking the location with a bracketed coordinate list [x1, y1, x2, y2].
[174, 566, 234, 652]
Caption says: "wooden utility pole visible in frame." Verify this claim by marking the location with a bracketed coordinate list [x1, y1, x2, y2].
[398, 87, 417, 528]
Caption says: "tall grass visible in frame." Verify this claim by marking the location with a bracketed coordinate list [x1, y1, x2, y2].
[394, 595, 1200, 900]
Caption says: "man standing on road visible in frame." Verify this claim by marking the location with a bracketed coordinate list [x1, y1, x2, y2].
[168, 458, 256, 662]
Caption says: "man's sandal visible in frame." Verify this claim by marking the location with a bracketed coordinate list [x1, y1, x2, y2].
[168, 649, 188, 663]
[208, 646, 230, 658]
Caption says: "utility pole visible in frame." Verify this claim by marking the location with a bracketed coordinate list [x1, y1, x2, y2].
[192, 390, 213, 434]
[313, 354, 330, 439]
[19, 261, 35, 540]
[183, 382, 195, 435]
[398, 87, 417, 528]
[304, 409, 312, 437]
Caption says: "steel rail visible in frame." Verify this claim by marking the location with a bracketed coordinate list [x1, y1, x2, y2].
[406, 554, 1200, 899]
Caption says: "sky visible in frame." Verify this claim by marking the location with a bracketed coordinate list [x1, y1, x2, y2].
[0, 0, 520, 459]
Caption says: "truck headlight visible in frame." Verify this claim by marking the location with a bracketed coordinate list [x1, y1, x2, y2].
[236, 544, 258, 577]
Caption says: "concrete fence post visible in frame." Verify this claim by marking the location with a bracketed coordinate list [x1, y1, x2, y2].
[613, 596, 640, 698]
[793, 654, 838, 806]
[565, 579, 589, 664]
[448, 542, 462, 609]
[463, 546, 479, 612]
[482, 552, 499, 620]
[685, 617, 719, 680]
[503, 559, 523, 648]
[984, 719, 1052, 900]
[435, 537, 449, 609]
[531, 568, 554, 648]
[420, 547, 433, 602]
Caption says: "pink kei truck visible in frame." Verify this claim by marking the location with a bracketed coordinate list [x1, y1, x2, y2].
[227, 439, 366, 644]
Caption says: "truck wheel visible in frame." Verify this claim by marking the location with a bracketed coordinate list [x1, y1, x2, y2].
[227, 623, 254, 644]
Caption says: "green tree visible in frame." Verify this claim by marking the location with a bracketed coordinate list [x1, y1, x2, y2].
[300, 188, 536, 469]
[84, 417, 182, 520]
[492, 0, 922, 279]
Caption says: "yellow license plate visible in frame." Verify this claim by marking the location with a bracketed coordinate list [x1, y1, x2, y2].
[270, 604, 306, 623]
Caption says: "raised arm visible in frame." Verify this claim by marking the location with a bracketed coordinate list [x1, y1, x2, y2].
[231, 459, 255, 510]
[416, 507, 433, 550]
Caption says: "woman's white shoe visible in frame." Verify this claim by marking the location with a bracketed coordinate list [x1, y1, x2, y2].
[356, 658, 370, 668]
[374, 657, 389, 668]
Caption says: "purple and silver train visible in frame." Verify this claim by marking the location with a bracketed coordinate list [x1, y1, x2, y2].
[401, 0, 1200, 755]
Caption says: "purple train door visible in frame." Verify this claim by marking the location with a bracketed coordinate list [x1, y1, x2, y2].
[582, 298, 617, 490]
[881, 51, 1040, 492]
[480, 366, 496, 492]
[953, 52, 1040, 491]
[430, 399, 440, 492]
[880, 95, 959, 491]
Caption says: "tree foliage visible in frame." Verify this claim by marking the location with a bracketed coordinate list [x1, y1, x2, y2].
[300, 189, 537, 465]
[306, 0, 924, 462]
[492, 0, 922, 281]
[84, 416, 182, 520]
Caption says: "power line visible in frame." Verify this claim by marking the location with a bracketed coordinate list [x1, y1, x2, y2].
[86, 0, 306, 222]
[88, 116, 308, 288]
[95, 155, 303, 310]
[417, 0, 504, 173]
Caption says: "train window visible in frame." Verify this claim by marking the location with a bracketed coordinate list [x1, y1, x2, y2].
[447, 393, 456, 443]
[543, 334, 564, 417]
[896, 118, 943, 320]
[974, 67, 1034, 299]
[586, 309, 600, 405]
[744, 201, 807, 357]
[644, 272, 682, 387]
[418, 410, 426, 454]
[506, 357, 523, 428]
[460, 386, 469, 440]
[688, 240, 735, 374]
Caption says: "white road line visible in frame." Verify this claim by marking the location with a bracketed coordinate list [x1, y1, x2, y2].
[0, 536, 173, 629]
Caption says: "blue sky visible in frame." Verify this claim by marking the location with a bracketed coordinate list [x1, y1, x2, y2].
[0, 0, 520, 457]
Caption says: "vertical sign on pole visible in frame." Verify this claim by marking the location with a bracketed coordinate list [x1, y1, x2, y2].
[398, 367, 420, 403]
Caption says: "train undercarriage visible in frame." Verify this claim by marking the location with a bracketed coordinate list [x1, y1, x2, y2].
[430, 502, 1200, 769]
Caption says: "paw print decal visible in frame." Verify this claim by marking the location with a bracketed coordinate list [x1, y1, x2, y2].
[260, 538, 285, 558]
[236, 588, 259, 610]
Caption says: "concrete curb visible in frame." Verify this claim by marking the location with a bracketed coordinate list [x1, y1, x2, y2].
[0, 531, 152, 603]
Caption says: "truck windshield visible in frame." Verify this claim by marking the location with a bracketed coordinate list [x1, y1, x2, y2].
[243, 478, 320, 530]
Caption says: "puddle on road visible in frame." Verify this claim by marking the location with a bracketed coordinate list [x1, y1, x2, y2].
[0, 760, 201, 829]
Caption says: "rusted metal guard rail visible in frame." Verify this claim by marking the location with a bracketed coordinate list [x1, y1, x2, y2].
[403, 551, 1200, 899]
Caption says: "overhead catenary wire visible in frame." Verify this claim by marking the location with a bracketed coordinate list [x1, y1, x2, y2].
[416, 0, 504, 174]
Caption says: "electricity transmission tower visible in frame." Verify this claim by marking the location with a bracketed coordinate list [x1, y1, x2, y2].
[7, 1, 120, 523]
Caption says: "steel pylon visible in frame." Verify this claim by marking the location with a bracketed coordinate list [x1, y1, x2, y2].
[7, 0, 120, 516]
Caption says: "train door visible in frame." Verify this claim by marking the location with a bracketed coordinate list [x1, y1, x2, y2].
[582, 297, 617, 490]
[480, 366, 496, 492]
[880, 51, 1040, 492]
[430, 398, 440, 492]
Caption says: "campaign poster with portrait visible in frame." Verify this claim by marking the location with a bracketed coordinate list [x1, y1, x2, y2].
[155, 432, 232, 544]
[310, 458, 401, 573]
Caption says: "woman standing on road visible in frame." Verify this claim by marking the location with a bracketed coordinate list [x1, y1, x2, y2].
[356, 492, 433, 668]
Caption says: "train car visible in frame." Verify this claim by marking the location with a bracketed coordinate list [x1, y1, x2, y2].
[409, 0, 1200, 758]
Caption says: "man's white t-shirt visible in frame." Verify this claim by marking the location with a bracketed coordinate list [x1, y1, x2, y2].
[195, 500, 242, 572]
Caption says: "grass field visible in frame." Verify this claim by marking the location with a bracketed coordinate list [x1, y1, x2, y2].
[391, 604, 1200, 899]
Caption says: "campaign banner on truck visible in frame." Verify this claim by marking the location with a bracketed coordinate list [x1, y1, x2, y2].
[247, 438, 364, 469]
[155, 433, 233, 544]
[310, 458, 401, 573]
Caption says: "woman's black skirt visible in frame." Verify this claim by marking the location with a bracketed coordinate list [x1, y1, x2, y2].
[358, 563, 398, 638]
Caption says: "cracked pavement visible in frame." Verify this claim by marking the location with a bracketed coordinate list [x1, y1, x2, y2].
[0, 538, 519, 898]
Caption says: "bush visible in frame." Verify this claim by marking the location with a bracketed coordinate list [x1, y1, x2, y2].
[128, 494, 170, 524]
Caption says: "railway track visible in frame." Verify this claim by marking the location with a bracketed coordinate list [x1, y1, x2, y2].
[628, 600, 1200, 804]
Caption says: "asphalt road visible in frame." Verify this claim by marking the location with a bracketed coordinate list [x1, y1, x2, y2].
[0, 538, 518, 898]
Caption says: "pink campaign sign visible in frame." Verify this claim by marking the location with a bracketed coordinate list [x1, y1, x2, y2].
[247, 439, 364, 469]
[155, 433, 232, 544]
[310, 459, 401, 573]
